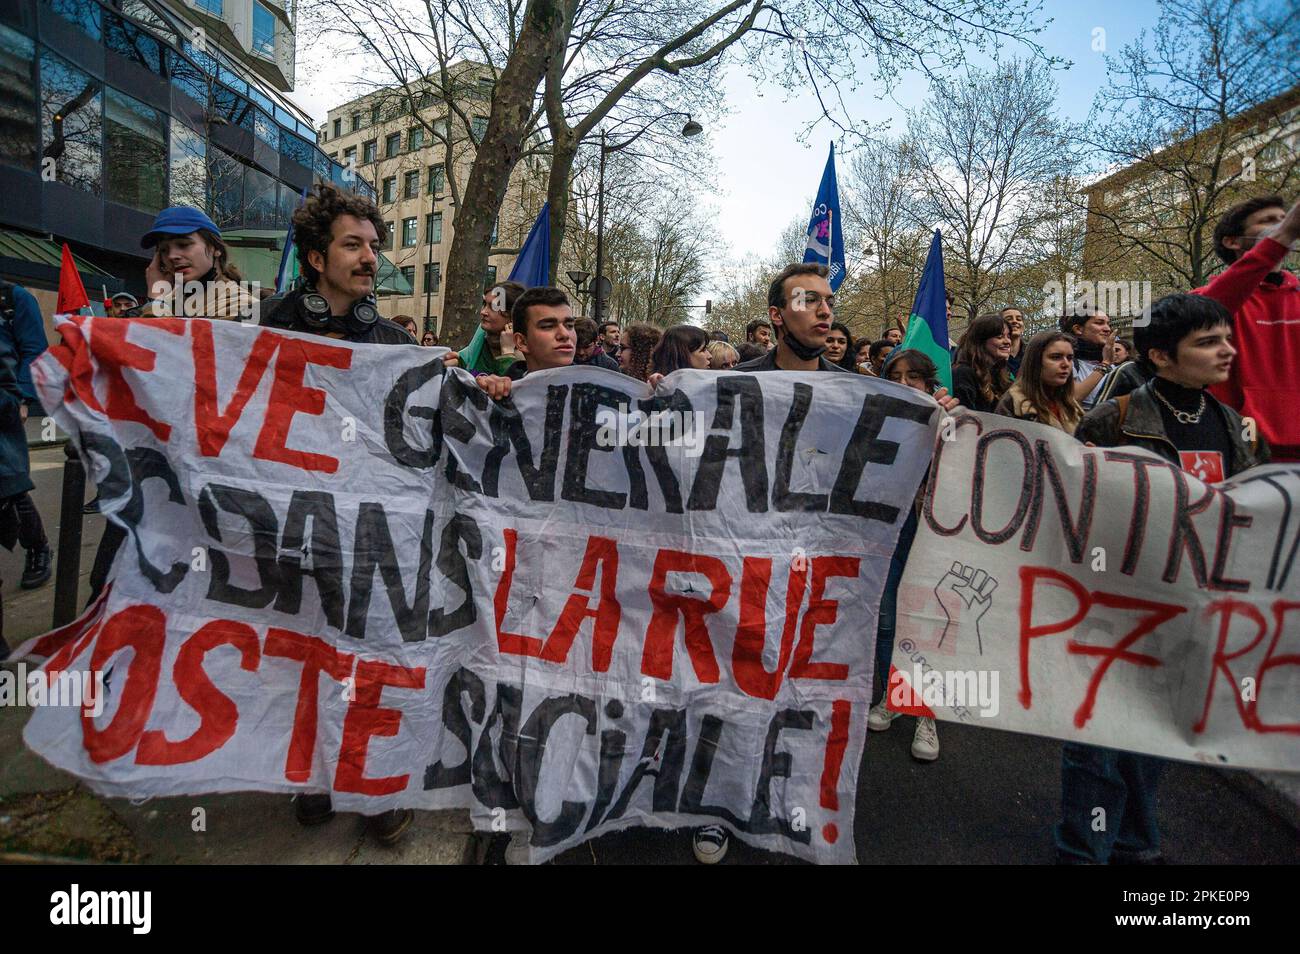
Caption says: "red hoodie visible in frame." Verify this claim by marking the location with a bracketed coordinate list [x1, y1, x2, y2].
[1194, 237, 1300, 461]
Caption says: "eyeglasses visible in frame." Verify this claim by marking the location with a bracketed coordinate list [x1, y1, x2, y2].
[787, 290, 835, 311]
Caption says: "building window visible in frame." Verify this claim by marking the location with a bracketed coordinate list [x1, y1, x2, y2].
[424, 262, 441, 292]
[402, 217, 418, 247]
[106, 13, 165, 76]
[40, 49, 102, 195]
[385, 132, 401, 158]
[0, 25, 37, 172]
[50, 0, 103, 37]
[403, 170, 420, 199]
[409, 127, 425, 151]
[380, 221, 394, 250]
[432, 118, 448, 140]
[332, 118, 341, 139]
[371, 104, 381, 125]
[426, 211, 443, 244]
[362, 139, 376, 163]
[105, 87, 166, 213]
[252, 3, 276, 56]
[351, 112, 361, 131]
[343, 145, 356, 166]
[400, 265, 415, 292]
[427, 163, 444, 194]
[194, 0, 223, 13]
[471, 116, 488, 143]
[484, 265, 497, 287]
[169, 119, 206, 208]
[208, 146, 244, 226]
[382, 176, 397, 203]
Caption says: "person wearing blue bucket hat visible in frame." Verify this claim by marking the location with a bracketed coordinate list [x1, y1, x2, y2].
[137, 206, 255, 320]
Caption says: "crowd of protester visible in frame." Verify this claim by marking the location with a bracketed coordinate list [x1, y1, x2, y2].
[1, 180, 1296, 866]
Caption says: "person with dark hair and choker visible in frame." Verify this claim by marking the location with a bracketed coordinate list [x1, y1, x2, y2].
[1061, 292, 1267, 866]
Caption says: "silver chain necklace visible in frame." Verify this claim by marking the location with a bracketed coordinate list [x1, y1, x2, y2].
[1152, 384, 1206, 424]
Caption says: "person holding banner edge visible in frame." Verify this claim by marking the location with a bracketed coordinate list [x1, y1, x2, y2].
[257, 182, 419, 845]
[869, 349, 961, 761]
[1057, 292, 1267, 864]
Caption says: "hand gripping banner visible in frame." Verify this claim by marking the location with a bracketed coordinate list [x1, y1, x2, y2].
[19, 316, 940, 863]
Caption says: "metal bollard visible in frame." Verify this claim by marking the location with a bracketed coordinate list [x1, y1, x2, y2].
[51, 442, 85, 627]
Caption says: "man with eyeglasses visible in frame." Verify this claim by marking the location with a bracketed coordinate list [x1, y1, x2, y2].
[735, 263, 847, 373]
[1195, 194, 1300, 460]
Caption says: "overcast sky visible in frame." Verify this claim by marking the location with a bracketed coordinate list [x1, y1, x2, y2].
[287, 1, 1158, 295]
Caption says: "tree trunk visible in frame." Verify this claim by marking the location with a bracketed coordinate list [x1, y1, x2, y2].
[440, 0, 566, 346]
[545, 138, 578, 284]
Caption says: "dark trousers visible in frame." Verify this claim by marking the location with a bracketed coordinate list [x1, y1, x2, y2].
[2, 491, 47, 552]
[1055, 742, 1166, 863]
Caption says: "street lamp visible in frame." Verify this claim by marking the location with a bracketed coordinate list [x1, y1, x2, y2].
[594, 114, 702, 323]
[566, 269, 591, 318]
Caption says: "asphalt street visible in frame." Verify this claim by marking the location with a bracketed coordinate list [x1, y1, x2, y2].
[4, 448, 1297, 865]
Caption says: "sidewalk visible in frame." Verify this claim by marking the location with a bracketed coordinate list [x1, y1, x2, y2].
[0, 702, 473, 864]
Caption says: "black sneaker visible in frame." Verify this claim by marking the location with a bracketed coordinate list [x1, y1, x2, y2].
[20, 544, 52, 590]
[294, 793, 335, 826]
[369, 809, 413, 846]
[82, 497, 101, 514]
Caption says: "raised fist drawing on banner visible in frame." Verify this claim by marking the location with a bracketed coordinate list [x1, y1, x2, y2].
[935, 562, 998, 654]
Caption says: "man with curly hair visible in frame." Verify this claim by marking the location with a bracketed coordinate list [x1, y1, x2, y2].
[259, 182, 419, 346]
[260, 183, 418, 844]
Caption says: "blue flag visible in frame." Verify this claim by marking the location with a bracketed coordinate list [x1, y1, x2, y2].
[802, 144, 845, 291]
[508, 202, 551, 289]
[898, 230, 952, 391]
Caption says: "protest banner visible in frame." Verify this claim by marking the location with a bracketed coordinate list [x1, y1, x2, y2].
[892, 411, 1300, 771]
[18, 315, 940, 863]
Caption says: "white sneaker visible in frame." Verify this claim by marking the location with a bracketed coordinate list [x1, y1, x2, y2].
[911, 717, 940, 761]
[504, 829, 531, 865]
[692, 825, 729, 864]
[868, 700, 900, 732]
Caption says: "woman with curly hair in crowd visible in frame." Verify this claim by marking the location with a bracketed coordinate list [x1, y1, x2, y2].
[619, 323, 662, 381]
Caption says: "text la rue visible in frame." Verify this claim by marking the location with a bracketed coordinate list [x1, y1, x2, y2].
[49, 884, 151, 934]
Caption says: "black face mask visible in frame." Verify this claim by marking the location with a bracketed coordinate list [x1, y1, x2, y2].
[777, 322, 826, 361]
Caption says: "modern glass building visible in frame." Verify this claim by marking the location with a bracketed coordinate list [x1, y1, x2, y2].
[0, 0, 378, 299]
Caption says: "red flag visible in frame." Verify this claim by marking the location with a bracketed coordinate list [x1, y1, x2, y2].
[56, 243, 90, 315]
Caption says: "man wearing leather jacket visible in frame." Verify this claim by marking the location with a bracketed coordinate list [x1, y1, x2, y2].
[263, 182, 417, 845]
